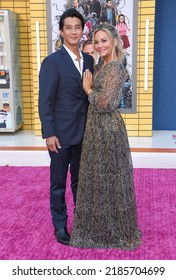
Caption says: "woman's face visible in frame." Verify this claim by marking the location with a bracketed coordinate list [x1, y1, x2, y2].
[94, 30, 114, 61]
[119, 16, 125, 22]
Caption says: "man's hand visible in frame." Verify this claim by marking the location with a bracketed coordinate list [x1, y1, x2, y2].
[46, 136, 61, 153]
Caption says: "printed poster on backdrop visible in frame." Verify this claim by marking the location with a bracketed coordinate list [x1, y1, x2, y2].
[46, 0, 138, 113]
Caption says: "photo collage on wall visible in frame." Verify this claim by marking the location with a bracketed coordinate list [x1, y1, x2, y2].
[47, 0, 138, 113]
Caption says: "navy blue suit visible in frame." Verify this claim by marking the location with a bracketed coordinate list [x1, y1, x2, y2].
[39, 46, 94, 229]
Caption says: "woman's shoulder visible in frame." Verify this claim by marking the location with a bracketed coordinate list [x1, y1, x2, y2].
[106, 61, 126, 78]
[107, 60, 124, 70]
[94, 60, 125, 75]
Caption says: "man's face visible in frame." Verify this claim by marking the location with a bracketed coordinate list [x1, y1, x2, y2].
[73, 1, 79, 8]
[83, 43, 94, 57]
[107, 1, 112, 8]
[60, 17, 83, 48]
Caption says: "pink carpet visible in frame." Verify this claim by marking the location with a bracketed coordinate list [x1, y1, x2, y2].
[0, 166, 175, 260]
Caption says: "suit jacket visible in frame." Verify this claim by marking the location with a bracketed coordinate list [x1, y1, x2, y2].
[39, 46, 94, 146]
[101, 7, 116, 26]
[85, 0, 101, 18]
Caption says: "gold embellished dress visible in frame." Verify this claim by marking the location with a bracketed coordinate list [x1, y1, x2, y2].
[70, 61, 142, 249]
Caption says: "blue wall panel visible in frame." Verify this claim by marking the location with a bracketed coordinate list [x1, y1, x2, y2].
[153, 0, 176, 129]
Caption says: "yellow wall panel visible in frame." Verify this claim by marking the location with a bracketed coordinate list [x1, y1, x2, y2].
[139, 94, 153, 100]
[140, 1, 155, 7]
[35, 119, 42, 125]
[139, 100, 153, 106]
[20, 69, 31, 75]
[123, 111, 135, 119]
[139, 21, 154, 29]
[9, 3, 28, 8]
[139, 81, 153, 89]
[138, 107, 153, 112]
[13, 8, 29, 13]
[137, 68, 153, 75]
[125, 119, 139, 125]
[23, 108, 33, 114]
[139, 119, 152, 125]
[35, 130, 42, 136]
[139, 112, 152, 118]
[139, 131, 152, 136]
[139, 124, 152, 130]
[126, 125, 139, 131]
[139, 15, 155, 22]
[125, 113, 140, 119]
[138, 88, 153, 94]
[127, 131, 138, 137]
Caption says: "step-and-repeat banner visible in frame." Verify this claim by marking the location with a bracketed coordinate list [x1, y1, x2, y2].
[46, 0, 138, 113]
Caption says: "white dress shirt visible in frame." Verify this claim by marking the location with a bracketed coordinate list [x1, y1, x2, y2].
[63, 45, 84, 77]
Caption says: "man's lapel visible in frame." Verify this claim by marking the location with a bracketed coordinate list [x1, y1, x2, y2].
[60, 46, 82, 86]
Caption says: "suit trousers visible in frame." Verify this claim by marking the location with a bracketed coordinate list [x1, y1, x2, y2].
[48, 142, 82, 229]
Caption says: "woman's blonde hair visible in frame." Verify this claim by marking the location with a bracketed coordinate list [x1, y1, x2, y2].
[93, 23, 124, 63]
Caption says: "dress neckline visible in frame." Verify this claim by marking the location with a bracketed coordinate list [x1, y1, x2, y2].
[94, 60, 118, 80]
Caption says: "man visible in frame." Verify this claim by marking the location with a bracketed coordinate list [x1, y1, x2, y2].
[85, 0, 101, 19]
[38, 9, 94, 245]
[72, 0, 85, 18]
[82, 39, 94, 56]
[101, 0, 117, 26]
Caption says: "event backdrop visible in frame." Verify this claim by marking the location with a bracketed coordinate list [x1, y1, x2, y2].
[46, 0, 138, 113]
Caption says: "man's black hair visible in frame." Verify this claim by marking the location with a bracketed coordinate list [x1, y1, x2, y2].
[59, 8, 84, 31]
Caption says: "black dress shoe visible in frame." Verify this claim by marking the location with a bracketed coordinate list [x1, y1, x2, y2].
[54, 227, 70, 245]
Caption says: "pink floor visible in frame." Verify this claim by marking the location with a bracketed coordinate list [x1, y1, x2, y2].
[0, 166, 175, 260]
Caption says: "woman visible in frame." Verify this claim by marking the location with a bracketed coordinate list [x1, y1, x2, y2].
[70, 23, 142, 249]
[117, 14, 130, 52]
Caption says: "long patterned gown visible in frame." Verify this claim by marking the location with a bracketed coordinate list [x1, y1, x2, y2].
[70, 60, 142, 249]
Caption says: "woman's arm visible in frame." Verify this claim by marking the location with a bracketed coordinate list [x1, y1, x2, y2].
[88, 62, 126, 113]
